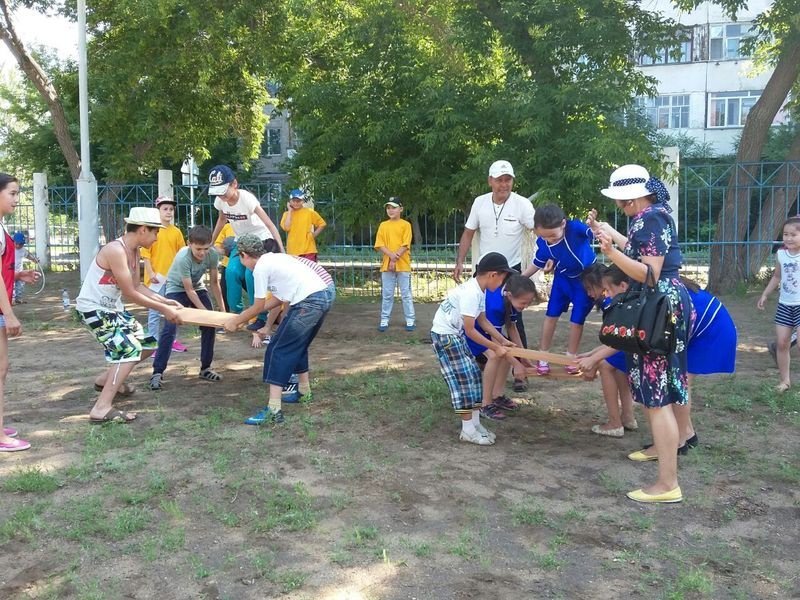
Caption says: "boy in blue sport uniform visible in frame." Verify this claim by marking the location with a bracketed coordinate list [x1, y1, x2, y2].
[466, 275, 539, 421]
[521, 204, 595, 375]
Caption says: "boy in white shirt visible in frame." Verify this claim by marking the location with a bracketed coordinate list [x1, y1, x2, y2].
[431, 252, 517, 445]
[224, 234, 332, 425]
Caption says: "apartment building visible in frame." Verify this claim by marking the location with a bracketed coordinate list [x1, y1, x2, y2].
[635, 0, 783, 155]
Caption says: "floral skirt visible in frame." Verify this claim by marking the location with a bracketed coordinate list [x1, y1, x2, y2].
[625, 278, 695, 408]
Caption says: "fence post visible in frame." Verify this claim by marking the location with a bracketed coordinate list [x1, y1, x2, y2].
[661, 146, 680, 233]
[32, 172, 51, 270]
[158, 169, 174, 201]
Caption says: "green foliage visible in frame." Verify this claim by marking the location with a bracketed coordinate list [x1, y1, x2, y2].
[276, 0, 680, 224]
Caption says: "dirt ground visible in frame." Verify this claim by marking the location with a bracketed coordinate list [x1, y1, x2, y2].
[0, 271, 798, 600]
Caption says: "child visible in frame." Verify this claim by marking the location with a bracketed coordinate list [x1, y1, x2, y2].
[213, 222, 235, 312]
[758, 215, 800, 392]
[280, 189, 326, 261]
[11, 231, 38, 305]
[209, 164, 283, 331]
[0, 175, 41, 451]
[576, 264, 638, 437]
[466, 275, 539, 421]
[150, 226, 225, 391]
[223, 234, 332, 425]
[431, 252, 517, 446]
[374, 197, 415, 331]
[140, 195, 187, 351]
[76, 207, 183, 423]
[521, 204, 596, 375]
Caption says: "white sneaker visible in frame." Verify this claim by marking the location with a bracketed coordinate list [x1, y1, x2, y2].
[459, 428, 493, 446]
[476, 423, 496, 443]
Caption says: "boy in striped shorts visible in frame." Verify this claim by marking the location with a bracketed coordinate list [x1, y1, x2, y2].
[431, 252, 517, 445]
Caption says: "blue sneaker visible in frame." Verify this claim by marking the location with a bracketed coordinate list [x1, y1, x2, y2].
[377, 323, 388, 332]
[282, 391, 300, 403]
[244, 407, 285, 425]
[405, 324, 416, 332]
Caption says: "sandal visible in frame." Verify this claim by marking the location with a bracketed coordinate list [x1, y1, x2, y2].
[94, 382, 136, 396]
[89, 409, 136, 424]
[199, 369, 222, 382]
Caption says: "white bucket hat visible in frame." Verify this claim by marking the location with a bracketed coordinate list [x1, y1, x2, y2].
[124, 207, 164, 227]
[600, 164, 651, 200]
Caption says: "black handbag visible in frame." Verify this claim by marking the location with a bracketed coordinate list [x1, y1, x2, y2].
[599, 265, 676, 355]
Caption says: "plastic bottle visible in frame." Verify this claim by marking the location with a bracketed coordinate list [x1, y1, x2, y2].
[61, 289, 71, 311]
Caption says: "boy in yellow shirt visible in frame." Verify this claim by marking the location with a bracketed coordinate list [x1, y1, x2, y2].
[374, 197, 415, 331]
[213, 222, 235, 312]
[141, 196, 187, 350]
[279, 189, 326, 261]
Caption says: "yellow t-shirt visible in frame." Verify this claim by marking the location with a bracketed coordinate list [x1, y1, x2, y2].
[213, 223, 235, 268]
[140, 224, 185, 286]
[374, 218, 412, 272]
[280, 207, 326, 256]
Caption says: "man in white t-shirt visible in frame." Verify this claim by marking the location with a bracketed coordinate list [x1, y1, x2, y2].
[223, 234, 332, 426]
[453, 160, 535, 348]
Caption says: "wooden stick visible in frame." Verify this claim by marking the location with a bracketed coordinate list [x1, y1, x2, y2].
[524, 368, 584, 380]
[177, 307, 236, 328]
[505, 347, 577, 366]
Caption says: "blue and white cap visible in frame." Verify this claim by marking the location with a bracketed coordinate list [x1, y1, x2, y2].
[289, 188, 305, 200]
[208, 165, 236, 196]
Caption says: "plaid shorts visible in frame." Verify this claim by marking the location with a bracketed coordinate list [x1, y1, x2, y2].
[431, 332, 482, 413]
[79, 309, 157, 363]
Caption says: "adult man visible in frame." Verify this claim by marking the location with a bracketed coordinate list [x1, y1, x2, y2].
[453, 160, 536, 348]
[76, 207, 183, 423]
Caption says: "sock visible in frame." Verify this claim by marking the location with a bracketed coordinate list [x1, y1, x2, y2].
[538, 360, 548, 366]
[471, 410, 480, 425]
[268, 397, 282, 413]
[462, 419, 476, 434]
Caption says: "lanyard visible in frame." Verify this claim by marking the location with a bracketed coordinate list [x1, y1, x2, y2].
[492, 201, 506, 237]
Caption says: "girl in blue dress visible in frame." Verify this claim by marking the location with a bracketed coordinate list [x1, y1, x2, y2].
[466, 275, 539, 421]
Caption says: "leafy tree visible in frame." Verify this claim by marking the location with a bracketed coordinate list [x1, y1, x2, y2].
[676, 0, 800, 291]
[275, 0, 680, 229]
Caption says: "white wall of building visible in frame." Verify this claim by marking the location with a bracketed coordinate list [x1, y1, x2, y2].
[636, 0, 778, 155]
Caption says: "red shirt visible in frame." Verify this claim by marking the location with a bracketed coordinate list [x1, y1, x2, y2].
[1, 229, 14, 311]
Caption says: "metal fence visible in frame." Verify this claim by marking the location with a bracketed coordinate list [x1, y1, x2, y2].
[7, 160, 800, 297]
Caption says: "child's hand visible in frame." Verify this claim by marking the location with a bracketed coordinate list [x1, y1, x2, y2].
[17, 270, 40, 284]
[575, 354, 598, 373]
[757, 295, 767, 310]
[596, 231, 613, 254]
[251, 333, 263, 349]
[501, 338, 516, 347]
[586, 208, 599, 230]
[4, 313, 21, 337]
[542, 259, 555, 274]
[495, 345, 508, 358]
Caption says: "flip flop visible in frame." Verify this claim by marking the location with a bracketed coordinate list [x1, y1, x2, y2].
[94, 383, 136, 396]
[89, 409, 137, 424]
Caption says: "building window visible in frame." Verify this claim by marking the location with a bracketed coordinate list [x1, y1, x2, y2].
[709, 22, 753, 60]
[639, 30, 692, 65]
[637, 95, 690, 129]
[262, 127, 282, 156]
[707, 90, 761, 127]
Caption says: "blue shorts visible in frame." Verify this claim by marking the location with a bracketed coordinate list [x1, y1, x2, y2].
[546, 275, 594, 325]
[263, 291, 331, 387]
[431, 332, 482, 413]
[465, 326, 502, 357]
[605, 351, 627, 373]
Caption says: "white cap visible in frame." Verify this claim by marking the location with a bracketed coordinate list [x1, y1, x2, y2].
[489, 160, 515, 179]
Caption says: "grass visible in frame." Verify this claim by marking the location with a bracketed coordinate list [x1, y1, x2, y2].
[2, 466, 61, 493]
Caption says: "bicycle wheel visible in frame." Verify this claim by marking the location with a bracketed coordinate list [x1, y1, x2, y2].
[31, 263, 46, 295]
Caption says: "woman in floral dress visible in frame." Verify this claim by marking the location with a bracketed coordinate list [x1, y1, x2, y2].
[591, 164, 695, 504]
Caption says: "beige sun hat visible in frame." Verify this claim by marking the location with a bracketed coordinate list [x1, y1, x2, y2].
[124, 207, 164, 227]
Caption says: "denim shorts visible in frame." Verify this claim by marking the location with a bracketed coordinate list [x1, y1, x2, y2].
[263, 291, 331, 387]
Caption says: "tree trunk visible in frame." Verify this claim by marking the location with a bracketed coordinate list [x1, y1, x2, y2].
[0, 2, 81, 181]
[707, 37, 800, 293]
[744, 133, 800, 278]
[98, 182, 126, 244]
